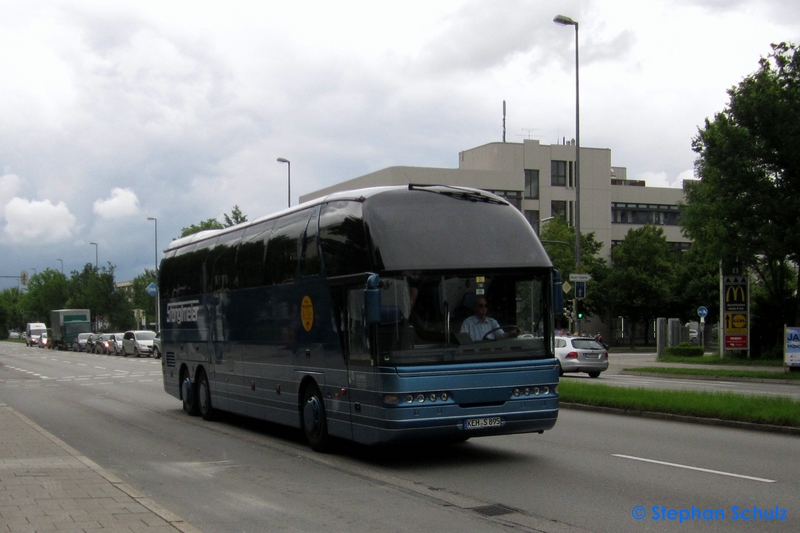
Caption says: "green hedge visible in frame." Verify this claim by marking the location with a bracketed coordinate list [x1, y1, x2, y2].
[663, 342, 704, 357]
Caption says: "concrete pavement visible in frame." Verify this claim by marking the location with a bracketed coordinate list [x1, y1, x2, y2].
[0, 402, 201, 533]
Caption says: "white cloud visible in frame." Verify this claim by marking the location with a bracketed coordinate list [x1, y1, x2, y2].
[0, 172, 23, 208]
[4, 198, 78, 243]
[93, 188, 140, 218]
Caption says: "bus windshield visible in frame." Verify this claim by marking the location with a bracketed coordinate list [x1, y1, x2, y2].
[373, 271, 550, 366]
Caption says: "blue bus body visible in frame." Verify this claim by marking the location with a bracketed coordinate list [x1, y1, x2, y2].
[160, 185, 560, 450]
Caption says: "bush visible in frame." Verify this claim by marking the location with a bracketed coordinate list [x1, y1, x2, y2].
[664, 342, 704, 357]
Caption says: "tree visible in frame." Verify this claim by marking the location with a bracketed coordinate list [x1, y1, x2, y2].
[67, 264, 132, 331]
[683, 42, 800, 342]
[539, 217, 610, 326]
[129, 269, 158, 326]
[604, 226, 678, 347]
[19, 269, 70, 325]
[180, 205, 248, 237]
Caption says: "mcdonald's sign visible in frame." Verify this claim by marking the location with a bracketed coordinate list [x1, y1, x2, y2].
[724, 283, 747, 312]
[721, 264, 749, 351]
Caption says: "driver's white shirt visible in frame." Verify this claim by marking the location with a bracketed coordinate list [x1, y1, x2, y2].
[460, 315, 502, 341]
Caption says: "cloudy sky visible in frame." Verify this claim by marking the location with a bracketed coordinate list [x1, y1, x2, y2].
[1, 0, 798, 291]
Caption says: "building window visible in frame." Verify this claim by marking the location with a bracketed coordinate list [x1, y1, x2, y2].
[551, 201, 567, 221]
[551, 161, 567, 186]
[524, 170, 539, 199]
[524, 210, 540, 233]
[488, 190, 522, 210]
[611, 203, 680, 226]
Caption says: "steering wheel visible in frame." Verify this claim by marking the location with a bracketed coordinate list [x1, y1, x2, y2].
[482, 325, 520, 341]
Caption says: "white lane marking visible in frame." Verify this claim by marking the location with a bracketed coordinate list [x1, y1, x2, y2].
[612, 454, 776, 483]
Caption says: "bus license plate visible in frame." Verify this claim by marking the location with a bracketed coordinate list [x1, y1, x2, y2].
[463, 417, 503, 430]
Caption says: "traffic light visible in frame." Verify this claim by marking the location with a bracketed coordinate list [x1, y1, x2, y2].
[576, 301, 584, 320]
[563, 303, 573, 319]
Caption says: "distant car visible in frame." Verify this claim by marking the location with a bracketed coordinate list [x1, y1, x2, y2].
[37, 331, 49, 349]
[122, 330, 156, 357]
[108, 333, 125, 355]
[85, 333, 98, 353]
[95, 333, 114, 354]
[554, 335, 608, 378]
[152, 332, 161, 359]
[73, 332, 93, 352]
[8, 331, 20, 339]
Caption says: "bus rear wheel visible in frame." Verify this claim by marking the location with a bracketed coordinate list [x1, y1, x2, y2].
[181, 370, 199, 416]
[302, 384, 330, 452]
[197, 371, 215, 421]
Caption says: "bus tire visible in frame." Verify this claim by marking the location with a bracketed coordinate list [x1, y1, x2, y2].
[302, 384, 330, 452]
[181, 370, 199, 416]
[197, 370, 215, 421]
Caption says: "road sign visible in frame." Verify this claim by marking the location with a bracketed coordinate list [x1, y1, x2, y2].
[575, 281, 586, 299]
[569, 273, 592, 282]
[697, 306, 708, 318]
[146, 282, 158, 297]
[562, 282, 572, 294]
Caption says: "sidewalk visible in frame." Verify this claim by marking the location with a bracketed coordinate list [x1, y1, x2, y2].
[605, 351, 786, 376]
[0, 402, 201, 533]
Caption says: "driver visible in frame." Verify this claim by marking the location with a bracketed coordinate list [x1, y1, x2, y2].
[460, 296, 518, 341]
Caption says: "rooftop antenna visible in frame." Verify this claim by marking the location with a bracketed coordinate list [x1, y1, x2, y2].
[502, 100, 507, 142]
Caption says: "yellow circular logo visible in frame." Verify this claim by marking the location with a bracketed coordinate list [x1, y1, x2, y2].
[301, 296, 314, 332]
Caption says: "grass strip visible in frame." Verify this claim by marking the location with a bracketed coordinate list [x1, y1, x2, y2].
[656, 354, 783, 366]
[558, 380, 800, 427]
[624, 366, 800, 381]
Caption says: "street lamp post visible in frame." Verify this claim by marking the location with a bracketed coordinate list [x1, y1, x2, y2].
[277, 157, 291, 208]
[56, 259, 63, 274]
[147, 217, 159, 332]
[89, 242, 98, 269]
[554, 13, 582, 334]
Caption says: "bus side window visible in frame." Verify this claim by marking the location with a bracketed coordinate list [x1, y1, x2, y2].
[347, 289, 371, 364]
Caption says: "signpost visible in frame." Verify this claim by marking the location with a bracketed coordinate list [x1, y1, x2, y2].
[721, 261, 749, 357]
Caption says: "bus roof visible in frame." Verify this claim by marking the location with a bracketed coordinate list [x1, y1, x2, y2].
[165, 185, 552, 270]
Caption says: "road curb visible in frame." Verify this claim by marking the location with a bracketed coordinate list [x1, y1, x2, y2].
[560, 402, 800, 436]
[621, 369, 799, 386]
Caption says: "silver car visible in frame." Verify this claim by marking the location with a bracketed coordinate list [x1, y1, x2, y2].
[122, 330, 156, 357]
[554, 335, 608, 378]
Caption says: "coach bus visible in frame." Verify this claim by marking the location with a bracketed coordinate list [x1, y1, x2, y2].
[159, 184, 562, 450]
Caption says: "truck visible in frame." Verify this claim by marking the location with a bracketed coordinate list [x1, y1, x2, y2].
[49, 309, 92, 351]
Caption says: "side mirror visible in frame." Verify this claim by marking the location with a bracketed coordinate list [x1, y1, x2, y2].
[553, 269, 564, 314]
[365, 273, 382, 325]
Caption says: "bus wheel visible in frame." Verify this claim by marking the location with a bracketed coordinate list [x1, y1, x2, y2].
[302, 384, 330, 452]
[197, 371, 215, 421]
[181, 371, 199, 416]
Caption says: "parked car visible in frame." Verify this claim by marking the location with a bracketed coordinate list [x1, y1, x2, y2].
[122, 330, 156, 357]
[152, 332, 161, 359]
[73, 332, 93, 352]
[108, 333, 125, 355]
[554, 335, 609, 378]
[95, 333, 114, 354]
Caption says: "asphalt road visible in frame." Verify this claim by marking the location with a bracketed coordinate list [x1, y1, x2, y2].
[1, 341, 797, 533]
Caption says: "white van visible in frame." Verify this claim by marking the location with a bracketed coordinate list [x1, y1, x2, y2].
[25, 322, 47, 347]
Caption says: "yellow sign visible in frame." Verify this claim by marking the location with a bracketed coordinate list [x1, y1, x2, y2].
[301, 296, 314, 332]
[724, 312, 747, 334]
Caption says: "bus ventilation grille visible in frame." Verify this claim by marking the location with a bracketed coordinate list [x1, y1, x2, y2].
[165, 352, 176, 368]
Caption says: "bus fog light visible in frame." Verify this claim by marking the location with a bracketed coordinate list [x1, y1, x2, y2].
[513, 388, 520, 397]
[429, 393, 437, 402]
[523, 387, 531, 396]
[533, 387, 540, 395]
[440, 392, 449, 401]
[544, 386, 550, 394]
[417, 394, 425, 403]
[405, 395, 414, 404]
